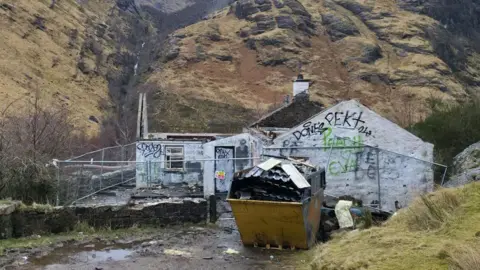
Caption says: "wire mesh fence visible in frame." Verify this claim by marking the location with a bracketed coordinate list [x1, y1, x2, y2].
[55, 141, 447, 212]
[66, 143, 137, 163]
[263, 142, 447, 213]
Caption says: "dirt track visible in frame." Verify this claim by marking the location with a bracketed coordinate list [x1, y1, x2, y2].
[5, 202, 305, 270]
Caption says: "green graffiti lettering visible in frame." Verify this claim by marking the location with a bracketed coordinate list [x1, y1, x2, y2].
[323, 127, 333, 151]
[328, 161, 342, 176]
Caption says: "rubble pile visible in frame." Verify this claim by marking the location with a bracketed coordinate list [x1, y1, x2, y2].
[229, 158, 323, 202]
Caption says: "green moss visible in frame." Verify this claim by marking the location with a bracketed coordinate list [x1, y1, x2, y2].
[0, 226, 161, 256]
[17, 203, 55, 213]
[0, 200, 13, 205]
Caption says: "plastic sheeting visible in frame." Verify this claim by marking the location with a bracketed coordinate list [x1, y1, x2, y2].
[335, 200, 354, 228]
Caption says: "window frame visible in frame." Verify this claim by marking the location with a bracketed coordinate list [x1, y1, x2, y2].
[165, 145, 185, 171]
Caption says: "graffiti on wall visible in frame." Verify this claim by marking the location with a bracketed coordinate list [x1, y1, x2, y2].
[216, 148, 232, 159]
[137, 143, 162, 158]
[282, 110, 373, 148]
[289, 110, 372, 143]
[235, 139, 249, 171]
[324, 111, 372, 136]
[279, 109, 380, 180]
[325, 128, 365, 177]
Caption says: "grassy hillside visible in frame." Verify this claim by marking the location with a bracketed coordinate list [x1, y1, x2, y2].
[0, 0, 121, 134]
[309, 183, 480, 270]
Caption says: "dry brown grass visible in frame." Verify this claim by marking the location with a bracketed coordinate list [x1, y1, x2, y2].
[0, 0, 117, 135]
[446, 241, 480, 270]
[309, 183, 480, 270]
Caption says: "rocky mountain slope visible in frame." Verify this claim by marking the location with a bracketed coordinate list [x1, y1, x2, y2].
[0, 0, 117, 134]
[1, 0, 479, 136]
[0, 0, 234, 136]
[150, 0, 480, 131]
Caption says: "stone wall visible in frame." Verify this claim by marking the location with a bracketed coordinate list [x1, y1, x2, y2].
[0, 199, 207, 239]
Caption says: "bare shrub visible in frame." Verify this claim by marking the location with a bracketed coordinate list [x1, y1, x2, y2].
[0, 88, 89, 204]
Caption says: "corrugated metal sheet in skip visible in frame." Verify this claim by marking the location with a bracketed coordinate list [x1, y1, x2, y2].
[245, 166, 261, 178]
[281, 163, 311, 189]
[257, 158, 282, 171]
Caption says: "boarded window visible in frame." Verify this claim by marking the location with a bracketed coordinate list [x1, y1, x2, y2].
[165, 146, 184, 170]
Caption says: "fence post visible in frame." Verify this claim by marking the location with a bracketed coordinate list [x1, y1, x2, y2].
[440, 166, 448, 186]
[121, 145, 125, 182]
[376, 148, 381, 210]
[77, 163, 85, 204]
[100, 148, 105, 190]
[325, 139, 335, 178]
[56, 164, 60, 206]
[147, 160, 151, 189]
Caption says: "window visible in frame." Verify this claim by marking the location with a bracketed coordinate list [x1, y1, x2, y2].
[165, 146, 184, 170]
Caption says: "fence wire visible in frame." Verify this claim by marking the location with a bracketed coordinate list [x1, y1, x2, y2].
[56, 141, 447, 212]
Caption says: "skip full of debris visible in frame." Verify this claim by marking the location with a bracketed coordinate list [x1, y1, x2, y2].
[229, 158, 325, 203]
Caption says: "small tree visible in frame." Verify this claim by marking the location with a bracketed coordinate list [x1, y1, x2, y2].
[0, 87, 88, 203]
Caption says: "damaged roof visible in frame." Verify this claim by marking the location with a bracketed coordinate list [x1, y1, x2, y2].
[248, 93, 324, 128]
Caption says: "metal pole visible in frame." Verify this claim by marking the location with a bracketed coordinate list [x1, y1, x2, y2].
[325, 140, 335, 175]
[376, 148, 381, 210]
[440, 166, 448, 186]
[56, 163, 60, 206]
[100, 148, 105, 190]
[147, 160, 151, 189]
[78, 164, 84, 203]
[121, 145, 125, 182]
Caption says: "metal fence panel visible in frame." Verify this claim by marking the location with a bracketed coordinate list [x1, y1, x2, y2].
[55, 142, 446, 212]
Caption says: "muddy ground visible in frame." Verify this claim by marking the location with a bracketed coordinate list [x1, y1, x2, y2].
[1, 201, 307, 270]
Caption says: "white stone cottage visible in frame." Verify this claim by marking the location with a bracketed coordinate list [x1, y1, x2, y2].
[136, 76, 434, 212]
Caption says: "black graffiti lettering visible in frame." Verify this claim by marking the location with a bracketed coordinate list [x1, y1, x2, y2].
[216, 148, 232, 159]
[366, 151, 375, 164]
[325, 113, 334, 125]
[235, 139, 249, 170]
[367, 164, 376, 179]
[137, 143, 162, 158]
[364, 149, 378, 180]
[352, 111, 365, 128]
[358, 126, 372, 137]
[293, 131, 302, 140]
[334, 112, 343, 126]
[325, 111, 370, 134]
[292, 121, 328, 141]
[343, 111, 355, 127]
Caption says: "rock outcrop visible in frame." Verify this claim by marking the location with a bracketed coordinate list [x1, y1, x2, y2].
[445, 142, 480, 187]
[149, 0, 480, 134]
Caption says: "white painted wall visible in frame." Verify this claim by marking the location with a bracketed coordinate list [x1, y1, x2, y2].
[203, 133, 263, 197]
[263, 100, 434, 212]
[136, 140, 204, 188]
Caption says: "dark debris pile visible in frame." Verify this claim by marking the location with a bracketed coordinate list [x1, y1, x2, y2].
[229, 159, 323, 202]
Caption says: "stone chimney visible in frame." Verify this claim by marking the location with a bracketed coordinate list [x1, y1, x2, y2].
[293, 74, 310, 102]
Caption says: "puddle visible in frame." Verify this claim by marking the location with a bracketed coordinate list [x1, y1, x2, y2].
[27, 240, 144, 268]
